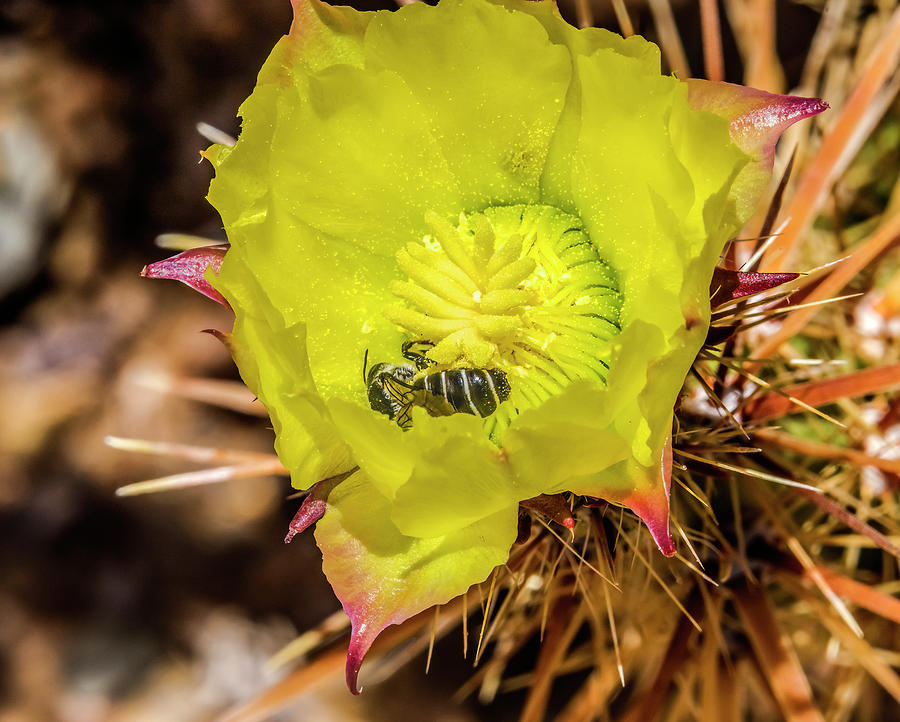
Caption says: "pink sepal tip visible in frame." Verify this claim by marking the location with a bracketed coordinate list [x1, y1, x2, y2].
[141, 245, 229, 307]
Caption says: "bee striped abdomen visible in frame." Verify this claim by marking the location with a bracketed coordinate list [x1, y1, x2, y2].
[423, 368, 511, 418]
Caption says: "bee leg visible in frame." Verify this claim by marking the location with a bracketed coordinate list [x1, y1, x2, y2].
[401, 339, 436, 370]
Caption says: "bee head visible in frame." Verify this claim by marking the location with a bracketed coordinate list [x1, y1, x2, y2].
[366, 362, 415, 419]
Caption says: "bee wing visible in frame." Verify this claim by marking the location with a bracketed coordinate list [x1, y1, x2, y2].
[382, 375, 418, 405]
[395, 403, 414, 430]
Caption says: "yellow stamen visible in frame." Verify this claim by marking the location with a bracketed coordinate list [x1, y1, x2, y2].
[385, 205, 624, 435]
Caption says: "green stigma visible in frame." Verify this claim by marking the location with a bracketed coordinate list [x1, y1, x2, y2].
[385, 204, 623, 435]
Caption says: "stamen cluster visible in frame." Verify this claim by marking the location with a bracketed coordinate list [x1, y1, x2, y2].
[386, 205, 623, 434]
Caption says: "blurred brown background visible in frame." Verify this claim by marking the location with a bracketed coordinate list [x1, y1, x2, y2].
[0, 1, 823, 719]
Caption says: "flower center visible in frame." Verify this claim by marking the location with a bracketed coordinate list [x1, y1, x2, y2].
[385, 204, 622, 435]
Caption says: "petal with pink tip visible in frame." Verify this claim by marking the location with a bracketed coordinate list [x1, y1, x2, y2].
[686, 81, 827, 161]
[314, 471, 517, 694]
[141, 246, 229, 307]
[288, 0, 370, 73]
[284, 472, 349, 543]
[584, 430, 675, 557]
[622, 433, 675, 557]
[686, 80, 827, 218]
[710, 267, 800, 306]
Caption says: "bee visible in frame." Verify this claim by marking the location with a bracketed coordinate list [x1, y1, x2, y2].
[365, 341, 511, 428]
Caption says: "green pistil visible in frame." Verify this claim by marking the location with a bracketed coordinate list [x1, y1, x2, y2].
[385, 204, 623, 435]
